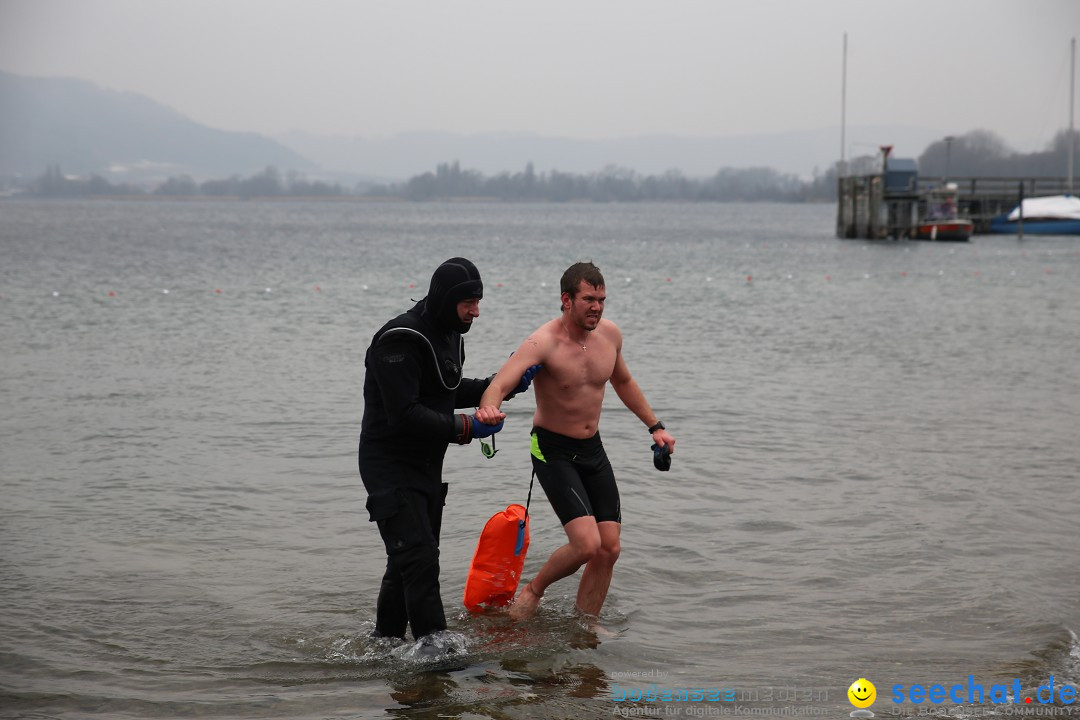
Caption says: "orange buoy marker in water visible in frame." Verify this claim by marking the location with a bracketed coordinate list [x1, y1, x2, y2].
[463, 504, 530, 611]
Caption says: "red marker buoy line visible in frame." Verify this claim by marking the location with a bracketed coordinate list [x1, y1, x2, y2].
[23, 264, 1075, 304]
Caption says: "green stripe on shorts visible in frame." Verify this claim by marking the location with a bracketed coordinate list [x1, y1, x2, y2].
[530, 431, 546, 462]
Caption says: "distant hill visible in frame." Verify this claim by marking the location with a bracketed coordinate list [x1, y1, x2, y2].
[0, 70, 315, 181]
[277, 125, 947, 182]
[0, 68, 950, 185]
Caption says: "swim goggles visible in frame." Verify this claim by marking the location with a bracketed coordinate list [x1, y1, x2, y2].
[479, 434, 498, 459]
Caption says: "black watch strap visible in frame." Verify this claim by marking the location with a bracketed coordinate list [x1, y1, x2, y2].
[648, 421, 665, 434]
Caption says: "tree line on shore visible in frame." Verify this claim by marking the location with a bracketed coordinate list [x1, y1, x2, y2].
[916, 129, 1077, 178]
[20, 160, 860, 202]
[368, 161, 832, 202]
[19, 128, 1078, 202]
[28, 165, 347, 199]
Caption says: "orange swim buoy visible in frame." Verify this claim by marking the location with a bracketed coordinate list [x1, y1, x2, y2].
[463, 504, 530, 611]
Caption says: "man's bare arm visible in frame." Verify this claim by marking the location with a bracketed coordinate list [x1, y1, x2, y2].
[610, 345, 677, 452]
[475, 334, 548, 423]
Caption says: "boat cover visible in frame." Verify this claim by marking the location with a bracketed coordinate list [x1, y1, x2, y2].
[1007, 194, 1080, 221]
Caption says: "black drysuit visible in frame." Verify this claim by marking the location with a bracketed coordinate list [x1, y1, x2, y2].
[358, 259, 490, 640]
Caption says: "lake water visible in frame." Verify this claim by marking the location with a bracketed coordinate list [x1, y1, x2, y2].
[1, 199, 1079, 719]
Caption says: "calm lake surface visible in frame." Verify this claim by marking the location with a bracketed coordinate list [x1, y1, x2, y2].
[2, 200, 1079, 719]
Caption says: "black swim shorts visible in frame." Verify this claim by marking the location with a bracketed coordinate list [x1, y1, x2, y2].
[530, 426, 621, 525]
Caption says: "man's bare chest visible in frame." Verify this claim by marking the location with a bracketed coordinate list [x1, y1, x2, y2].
[545, 342, 616, 388]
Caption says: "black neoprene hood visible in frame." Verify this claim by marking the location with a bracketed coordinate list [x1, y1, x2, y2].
[423, 257, 483, 333]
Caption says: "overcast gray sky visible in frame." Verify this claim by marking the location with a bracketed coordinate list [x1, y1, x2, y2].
[1, 0, 1077, 155]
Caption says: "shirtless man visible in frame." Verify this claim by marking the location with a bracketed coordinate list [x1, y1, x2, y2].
[475, 262, 676, 621]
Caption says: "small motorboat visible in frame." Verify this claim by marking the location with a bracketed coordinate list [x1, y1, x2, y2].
[914, 183, 973, 241]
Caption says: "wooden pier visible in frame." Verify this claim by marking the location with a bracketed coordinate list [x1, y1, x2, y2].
[837, 174, 1074, 239]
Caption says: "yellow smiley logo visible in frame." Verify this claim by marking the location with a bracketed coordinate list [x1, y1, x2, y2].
[848, 678, 876, 709]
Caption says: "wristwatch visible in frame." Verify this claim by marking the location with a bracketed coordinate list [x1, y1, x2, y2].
[648, 421, 665, 434]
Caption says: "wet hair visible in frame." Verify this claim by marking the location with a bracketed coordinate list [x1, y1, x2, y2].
[560, 262, 605, 309]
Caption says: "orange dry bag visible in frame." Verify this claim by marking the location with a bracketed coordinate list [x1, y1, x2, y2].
[463, 503, 530, 611]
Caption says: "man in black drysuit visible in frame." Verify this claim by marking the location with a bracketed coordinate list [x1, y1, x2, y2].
[358, 257, 537, 642]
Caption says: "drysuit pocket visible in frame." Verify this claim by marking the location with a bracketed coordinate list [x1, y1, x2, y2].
[367, 489, 426, 555]
[365, 490, 400, 523]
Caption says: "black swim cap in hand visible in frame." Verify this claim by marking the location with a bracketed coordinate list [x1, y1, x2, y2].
[651, 443, 671, 472]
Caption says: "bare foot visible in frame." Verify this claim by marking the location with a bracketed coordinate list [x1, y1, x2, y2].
[508, 582, 542, 622]
[586, 619, 619, 638]
[572, 606, 618, 638]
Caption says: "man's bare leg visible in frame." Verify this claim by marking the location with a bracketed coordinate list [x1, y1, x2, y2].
[509, 516, 600, 622]
[576, 521, 621, 617]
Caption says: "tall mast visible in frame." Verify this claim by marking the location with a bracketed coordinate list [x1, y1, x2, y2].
[840, 32, 848, 178]
[1069, 37, 1075, 195]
